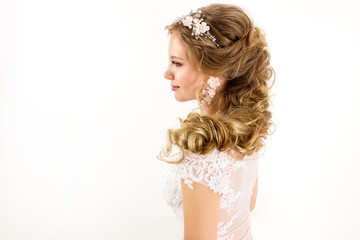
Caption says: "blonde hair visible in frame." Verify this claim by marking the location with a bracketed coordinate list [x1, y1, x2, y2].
[159, 4, 275, 163]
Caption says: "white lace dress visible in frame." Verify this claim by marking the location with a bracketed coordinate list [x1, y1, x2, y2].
[161, 149, 259, 240]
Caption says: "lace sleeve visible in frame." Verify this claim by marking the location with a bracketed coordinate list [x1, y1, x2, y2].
[176, 149, 241, 195]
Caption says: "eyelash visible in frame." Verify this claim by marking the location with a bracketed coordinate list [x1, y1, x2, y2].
[172, 61, 182, 67]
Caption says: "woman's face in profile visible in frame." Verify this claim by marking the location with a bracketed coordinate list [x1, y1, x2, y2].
[163, 32, 204, 102]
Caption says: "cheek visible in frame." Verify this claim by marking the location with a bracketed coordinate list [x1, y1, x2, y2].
[181, 77, 197, 91]
[174, 67, 204, 99]
[183, 76, 202, 98]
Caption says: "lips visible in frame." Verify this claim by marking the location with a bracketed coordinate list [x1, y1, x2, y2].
[171, 84, 180, 91]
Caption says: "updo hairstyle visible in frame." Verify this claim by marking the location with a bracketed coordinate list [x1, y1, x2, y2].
[160, 4, 275, 163]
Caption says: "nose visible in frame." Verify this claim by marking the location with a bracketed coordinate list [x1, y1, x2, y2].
[163, 66, 173, 80]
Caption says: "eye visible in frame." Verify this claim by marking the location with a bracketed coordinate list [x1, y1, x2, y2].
[172, 61, 182, 67]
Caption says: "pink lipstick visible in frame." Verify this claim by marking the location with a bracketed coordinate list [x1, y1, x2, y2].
[171, 85, 180, 91]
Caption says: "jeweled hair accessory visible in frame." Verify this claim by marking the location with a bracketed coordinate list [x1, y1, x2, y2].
[180, 11, 222, 48]
[201, 76, 222, 105]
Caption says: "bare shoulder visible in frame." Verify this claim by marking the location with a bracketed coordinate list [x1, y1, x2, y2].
[181, 179, 220, 240]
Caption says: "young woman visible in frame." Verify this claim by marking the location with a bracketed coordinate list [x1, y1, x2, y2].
[159, 3, 274, 240]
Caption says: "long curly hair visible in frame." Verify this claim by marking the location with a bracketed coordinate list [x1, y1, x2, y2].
[159, 4, 275, 163]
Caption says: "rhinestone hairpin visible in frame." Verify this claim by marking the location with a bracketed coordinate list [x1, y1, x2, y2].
[180, 11, 222, 48]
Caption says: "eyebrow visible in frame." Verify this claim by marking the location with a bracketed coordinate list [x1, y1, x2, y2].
[170, 56, 184, 61]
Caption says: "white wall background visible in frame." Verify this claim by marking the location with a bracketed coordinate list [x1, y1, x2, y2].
[1, 0, 359, 239]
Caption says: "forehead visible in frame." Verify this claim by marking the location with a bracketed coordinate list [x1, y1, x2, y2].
[168, 33, 188, 60]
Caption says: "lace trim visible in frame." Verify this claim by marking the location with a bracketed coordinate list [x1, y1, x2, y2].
[160, 168, 183, 221]
[161, 149, 255, 238]
[177, 149, 248, 213]
[218, 213, 239, 240]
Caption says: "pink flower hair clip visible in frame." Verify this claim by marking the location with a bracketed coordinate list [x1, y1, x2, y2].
[180, 11, 222, 48]
[201, 76, 222, 105]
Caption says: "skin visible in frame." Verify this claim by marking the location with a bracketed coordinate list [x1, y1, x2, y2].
[250, 177, 259, 212]
[164, 31, 259, 240]
[163, 32, 204, 102]
[181, 180, 220, 240]
[181, 168, 258, 240]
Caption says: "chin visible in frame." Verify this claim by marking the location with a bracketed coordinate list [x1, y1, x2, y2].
[174, 93, 193, 102]
[174, 96, 187, 102]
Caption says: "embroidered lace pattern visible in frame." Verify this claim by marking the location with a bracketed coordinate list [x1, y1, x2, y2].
[161, 149, 259, 240]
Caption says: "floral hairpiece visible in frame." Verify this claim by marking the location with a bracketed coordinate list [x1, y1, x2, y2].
[201, 76, 222, 105]
[180, 11, 222, 48]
